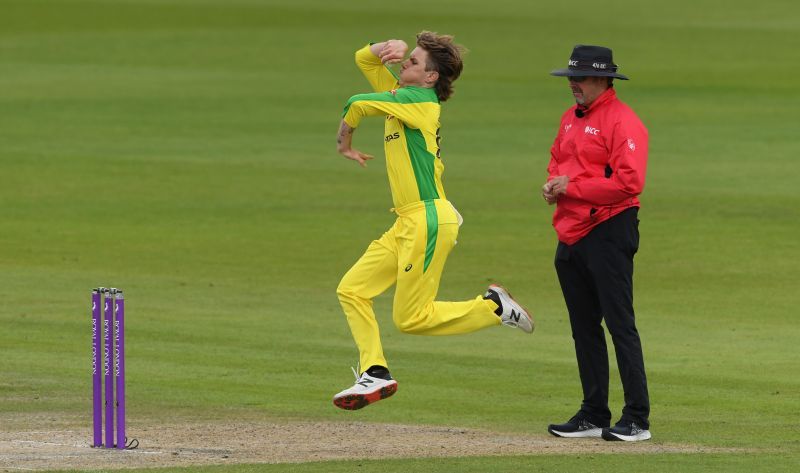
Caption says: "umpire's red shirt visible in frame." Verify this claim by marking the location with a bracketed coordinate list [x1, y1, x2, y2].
[548, 88, 648, 245]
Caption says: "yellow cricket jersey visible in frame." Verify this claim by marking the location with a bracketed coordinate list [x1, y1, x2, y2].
[343, 45, 446, 209]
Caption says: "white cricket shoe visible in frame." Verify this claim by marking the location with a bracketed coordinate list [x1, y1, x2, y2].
[485, 284, 534, 334]
[332, 367, 398, 410]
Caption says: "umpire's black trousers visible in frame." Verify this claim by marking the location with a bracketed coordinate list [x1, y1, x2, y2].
[554, 207, 650, 429]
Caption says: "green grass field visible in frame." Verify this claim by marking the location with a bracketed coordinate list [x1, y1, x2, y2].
[2, 0, 799, 471]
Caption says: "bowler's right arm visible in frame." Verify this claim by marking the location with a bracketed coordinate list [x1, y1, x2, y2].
[355, 40, 406, 93]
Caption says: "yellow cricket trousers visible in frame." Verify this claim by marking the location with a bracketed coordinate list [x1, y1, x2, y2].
[336, 199, 501, 371]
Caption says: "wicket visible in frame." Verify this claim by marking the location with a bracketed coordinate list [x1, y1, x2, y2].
[91, 287, 133, 449]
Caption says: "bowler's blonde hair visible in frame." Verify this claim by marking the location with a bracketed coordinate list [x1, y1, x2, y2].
[416, 31, 466, 102]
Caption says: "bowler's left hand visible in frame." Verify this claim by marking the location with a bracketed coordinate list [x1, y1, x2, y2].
[340, 148, 374, 167]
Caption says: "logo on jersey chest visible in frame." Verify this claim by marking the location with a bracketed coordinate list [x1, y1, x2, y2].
[584, 126, 600, 135]
[385, 131, 400, 142]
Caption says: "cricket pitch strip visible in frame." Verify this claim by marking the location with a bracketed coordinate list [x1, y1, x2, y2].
[0, 414, 739, 471]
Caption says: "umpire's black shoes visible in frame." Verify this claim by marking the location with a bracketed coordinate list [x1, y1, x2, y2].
[601, 421, 652, 442]
[547, 415, 603, 438]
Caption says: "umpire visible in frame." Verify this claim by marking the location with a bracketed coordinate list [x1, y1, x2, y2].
[542, 45, 651, 442]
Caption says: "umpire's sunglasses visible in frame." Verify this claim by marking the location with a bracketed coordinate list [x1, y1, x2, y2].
[567, 76, 588, 83]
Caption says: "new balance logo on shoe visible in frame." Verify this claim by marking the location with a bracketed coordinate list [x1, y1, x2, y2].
[356, 378, 373, 388]
[333, 370, 398, 411]
[486, 284, 533, 334]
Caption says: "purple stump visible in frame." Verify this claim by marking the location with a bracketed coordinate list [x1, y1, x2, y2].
[104, 289, 115, 448]
[92, 288, 103, 447]
[115, 290, 126, 449]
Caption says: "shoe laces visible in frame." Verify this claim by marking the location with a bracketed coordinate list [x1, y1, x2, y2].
[350, 363, 378, 388]
[628, 422, 643, 434]
[350, 362, 361, 382]
[569, 415, 595, 429]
